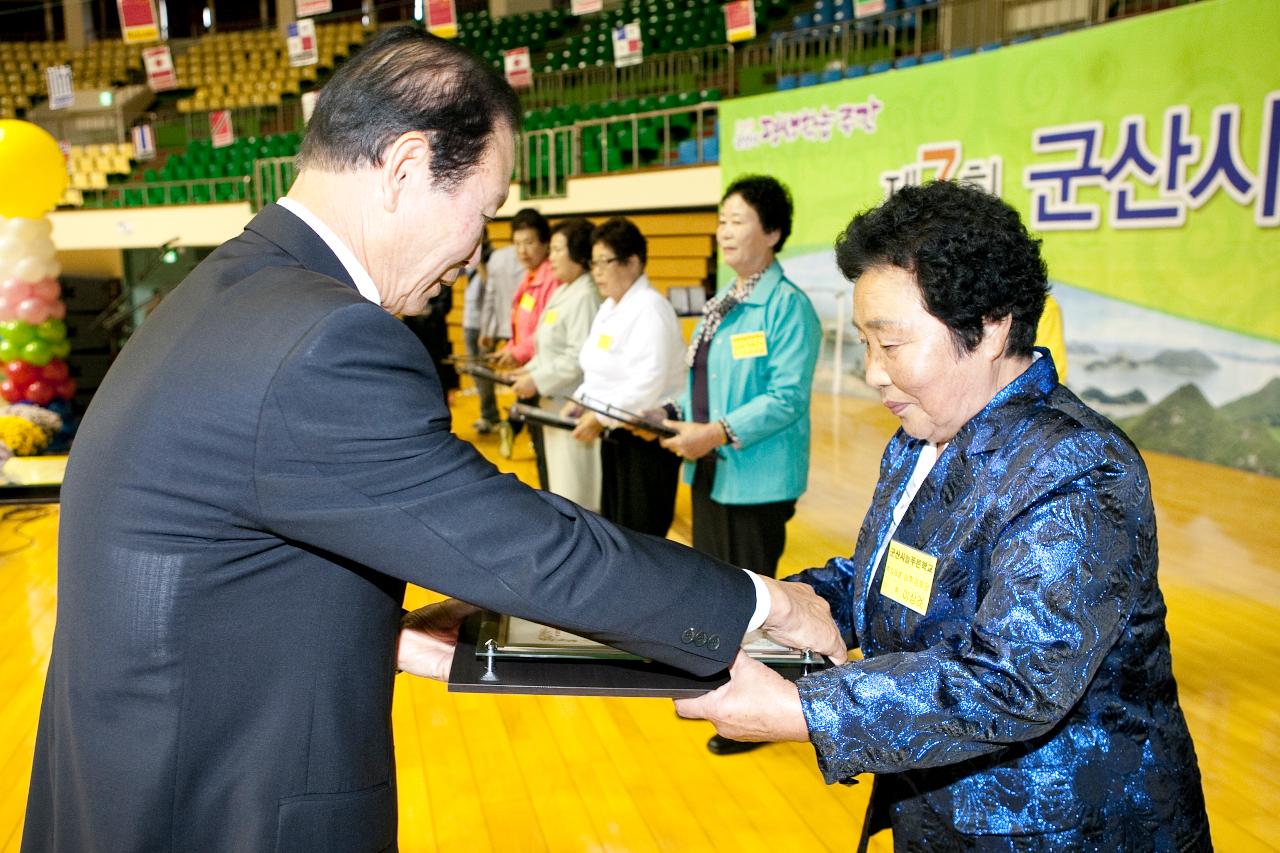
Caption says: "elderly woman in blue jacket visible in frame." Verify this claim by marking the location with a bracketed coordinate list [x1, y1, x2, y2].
[661, 175, 821, 755]
[675, 181, 1211, 851]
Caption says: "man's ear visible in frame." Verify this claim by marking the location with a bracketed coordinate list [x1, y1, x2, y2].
[379, 131, 432, 213]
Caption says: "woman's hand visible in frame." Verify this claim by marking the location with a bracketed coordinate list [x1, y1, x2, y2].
[572, 410, 605, 442]
[660, 419, 726, 460]
[510, 373, 538, 399]
[674, 651, 811, 742]
[492, 349, 520, 371]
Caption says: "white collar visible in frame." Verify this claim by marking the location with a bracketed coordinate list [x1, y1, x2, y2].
[276, 197, 382, 307]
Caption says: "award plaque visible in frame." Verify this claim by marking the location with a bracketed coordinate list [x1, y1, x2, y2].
[447, 611, 829, 698]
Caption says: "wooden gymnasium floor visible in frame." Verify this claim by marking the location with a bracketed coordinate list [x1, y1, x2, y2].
[1, 387, 1277, 852]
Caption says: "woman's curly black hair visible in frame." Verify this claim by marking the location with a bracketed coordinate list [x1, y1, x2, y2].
[835, 181, 1049, 357]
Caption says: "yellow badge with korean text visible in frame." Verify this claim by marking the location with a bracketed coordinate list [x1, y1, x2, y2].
[596, 333, 613, 351]
[730, 331, 768, 359]
[880, 541, 937, 615]
[519, 293, 536, 312]
[542, 309, 559, 327]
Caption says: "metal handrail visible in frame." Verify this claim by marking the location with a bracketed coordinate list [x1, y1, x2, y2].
[78, 175, 252, 208]
[519, 101, 719, 199]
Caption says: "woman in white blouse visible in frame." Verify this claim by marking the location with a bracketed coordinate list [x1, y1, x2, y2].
[565, 217, 686, 536]
[509, 218, 603, 511]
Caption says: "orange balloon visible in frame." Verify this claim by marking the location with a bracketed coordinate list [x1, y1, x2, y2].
[0, 121, 68, 219]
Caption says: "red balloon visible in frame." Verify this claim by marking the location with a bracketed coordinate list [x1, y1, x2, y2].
[31, 279, 60, 301]
[0, 379, 22, 403]
[48, 300, 66, 320]
[40, 359, 69, 382]
[55, 378, 76, 400]
[24, 380, 54, 405]
[6, 359, 41, 386]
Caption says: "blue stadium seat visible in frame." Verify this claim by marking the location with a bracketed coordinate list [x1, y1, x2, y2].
[978, 41, 1002, 52]
[868, 59, 893, 74]
[777, 74, 799, 90]
[1010, 33, 1036, 44]
[703, 134, 719, 163]
[949, 46, 975, 58]
[799, 71, 820, 87]
[844, 63, 867, 78]
[793, 12, 812, 29]
[821, 67, 843, 84]
[675, 138, 699, 165]
[895, 55, 920, 69]
[922, 50, 943, 63]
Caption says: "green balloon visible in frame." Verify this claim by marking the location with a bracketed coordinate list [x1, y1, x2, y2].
[0, 338, 18, 361]
[35, 318, 66, 342]
[51, 339, 70, 359]
[21, 338, 52, 366]
[0, 320, 37, 348]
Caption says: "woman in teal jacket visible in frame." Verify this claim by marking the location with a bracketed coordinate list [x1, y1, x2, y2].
[663, 177, 821, 756]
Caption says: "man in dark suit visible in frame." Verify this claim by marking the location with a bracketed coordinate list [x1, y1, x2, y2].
[22, 27, 846, 853]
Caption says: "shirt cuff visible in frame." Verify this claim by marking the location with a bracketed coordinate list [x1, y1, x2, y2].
[744, 569, 770, 632]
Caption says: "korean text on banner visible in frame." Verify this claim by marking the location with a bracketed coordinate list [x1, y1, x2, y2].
[142, 45, 177, 91]
[295, 0, 331, 18]
[724, 1, 756, 43]
[427, 0, 458, 38]
[504, 47, 532, 90]
[612, 22, 643, 68]
[210, 110, 235, 149]
[117, 0, 160, 43]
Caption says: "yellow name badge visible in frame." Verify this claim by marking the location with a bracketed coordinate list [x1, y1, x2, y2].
[596, 333, 613, 351]
[880, 541, 938, 615]
[541, 309, 559, 327]
[519, 293, 537, 312]
[730, 331, 768, 359]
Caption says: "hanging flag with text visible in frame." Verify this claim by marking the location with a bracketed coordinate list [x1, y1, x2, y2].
[724, 1, 756, 43]
[504, 47, 532, 89]
[45, 65, 73, 110]
[612, 21, 643, 68]
[287, 18, 318, 67]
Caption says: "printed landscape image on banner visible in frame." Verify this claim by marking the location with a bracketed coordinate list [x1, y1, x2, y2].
[719, 0, 1279, 476]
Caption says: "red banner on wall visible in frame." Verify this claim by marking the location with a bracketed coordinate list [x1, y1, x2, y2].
[724, 1, 756, 43]
[117, 0, 160, 43]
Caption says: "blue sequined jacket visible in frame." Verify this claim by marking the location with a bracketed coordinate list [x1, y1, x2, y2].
[792, 352, 1211, 851]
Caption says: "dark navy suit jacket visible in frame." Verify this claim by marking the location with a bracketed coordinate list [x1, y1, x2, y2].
[793, 353, 1211, 851]
[23, 205, 754, 853]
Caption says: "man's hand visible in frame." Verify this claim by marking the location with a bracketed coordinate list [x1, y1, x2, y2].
[760, 577, 848, 665]
[660, 419, 724, 460]
[511, 373, 538, 399]
[559, 400, 583, 419]
[478, 335, 493, 351]
[674, 651, 810, 742]
[396, 599, 481, 681]
[572, 410, 605, 442]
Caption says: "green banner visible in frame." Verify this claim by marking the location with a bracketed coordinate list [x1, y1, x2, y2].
[720, 0, 1280, 475]
[721, 0, 1278, 342]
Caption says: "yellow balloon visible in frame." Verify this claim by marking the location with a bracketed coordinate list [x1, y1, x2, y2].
[0, 120, 68, 219]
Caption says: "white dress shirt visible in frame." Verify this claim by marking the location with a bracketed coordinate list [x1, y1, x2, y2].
[573, 274, 686, 425]
[276, 197, 382, 306]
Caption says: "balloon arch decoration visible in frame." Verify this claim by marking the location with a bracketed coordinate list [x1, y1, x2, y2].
[0, 120, 77, 461]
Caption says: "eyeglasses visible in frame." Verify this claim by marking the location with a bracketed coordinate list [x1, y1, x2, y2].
[590, 256, 621, 270]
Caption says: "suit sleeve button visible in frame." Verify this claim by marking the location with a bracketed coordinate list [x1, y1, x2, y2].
[694, 631, 708, 647]
[681, 628, 695, 644]
[707, 635, 720, 651]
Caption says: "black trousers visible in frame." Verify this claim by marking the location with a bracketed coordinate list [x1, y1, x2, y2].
[600, 429, 680, 537]
[691, 459, 796, 577]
